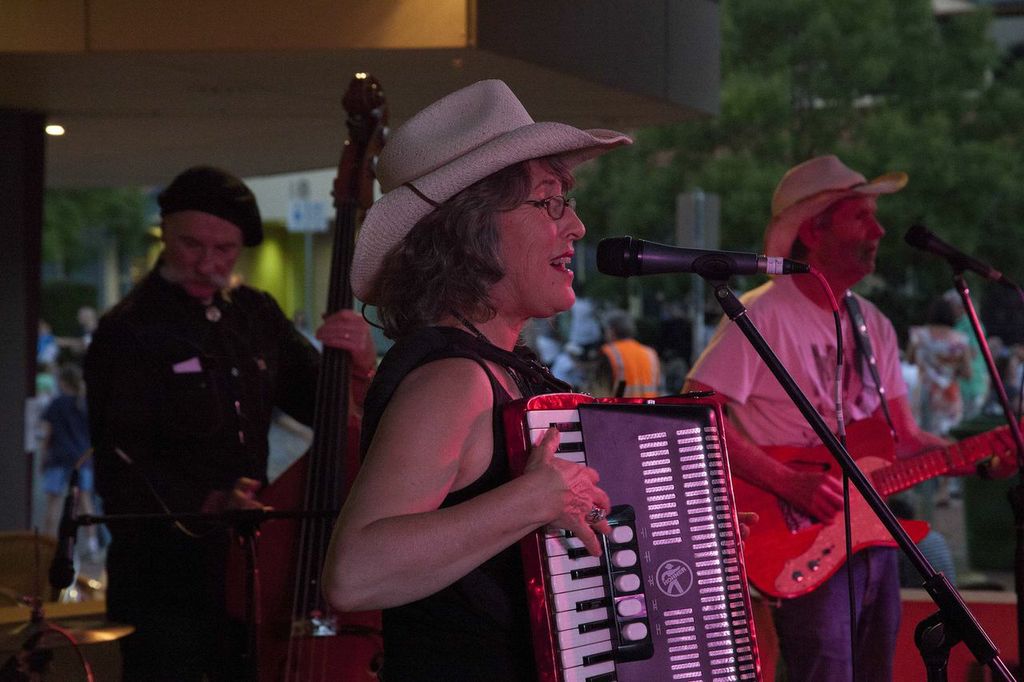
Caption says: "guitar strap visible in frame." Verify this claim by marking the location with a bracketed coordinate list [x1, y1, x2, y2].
[844, 291, 897, 441]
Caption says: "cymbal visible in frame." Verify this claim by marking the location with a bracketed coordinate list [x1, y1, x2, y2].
[0, 619, 134, 651]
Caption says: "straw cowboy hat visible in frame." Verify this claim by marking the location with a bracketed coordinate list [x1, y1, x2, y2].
[351, 79, 632, 303]
[763, 155, 908, 258]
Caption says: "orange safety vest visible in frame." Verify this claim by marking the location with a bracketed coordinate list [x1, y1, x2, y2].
[600, 339, 662, 398]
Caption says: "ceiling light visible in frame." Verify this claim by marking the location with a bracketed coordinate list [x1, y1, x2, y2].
[45, 125, 65, 136]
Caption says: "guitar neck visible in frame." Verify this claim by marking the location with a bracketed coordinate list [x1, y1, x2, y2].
[871, 426, 1007, 497]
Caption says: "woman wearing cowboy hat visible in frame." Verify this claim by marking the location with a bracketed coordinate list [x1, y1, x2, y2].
[322, 80, 631, 680]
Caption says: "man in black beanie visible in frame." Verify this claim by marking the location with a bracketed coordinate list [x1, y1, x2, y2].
[85, 166, 377, 681]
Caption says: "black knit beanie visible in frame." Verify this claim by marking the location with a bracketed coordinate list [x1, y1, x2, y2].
[158, 166, 263, 246]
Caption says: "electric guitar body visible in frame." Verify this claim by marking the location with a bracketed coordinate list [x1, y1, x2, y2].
[734, 417, 1013, 598]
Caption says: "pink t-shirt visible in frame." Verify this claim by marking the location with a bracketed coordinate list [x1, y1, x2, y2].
[688, 277, 907, 448]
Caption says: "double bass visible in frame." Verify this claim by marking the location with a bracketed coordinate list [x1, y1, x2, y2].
[227, 73, 387, 681]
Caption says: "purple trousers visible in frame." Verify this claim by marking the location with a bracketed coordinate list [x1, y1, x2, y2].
[772, 548, 901, 682]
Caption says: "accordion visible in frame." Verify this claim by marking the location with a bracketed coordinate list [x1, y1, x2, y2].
[504, 393, 761, 682]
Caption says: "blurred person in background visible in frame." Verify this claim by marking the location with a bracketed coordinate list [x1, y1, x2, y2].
[550, 283, 605, 389]
[76, 305, 98, 353]
[40, 363, 99, 556]
[596, 309, 663, 398]
[986, 338, 1024, 416]
[37, 319, 59, 368]
[54, 305, 100, 359]
[907, 294, 972, 437]
[942, 289, 990, 421]
[907, 295, 973, 511]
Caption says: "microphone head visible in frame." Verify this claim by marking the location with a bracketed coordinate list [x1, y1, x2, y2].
[904, 223, 932, 249]
[596, 237, 638, 277]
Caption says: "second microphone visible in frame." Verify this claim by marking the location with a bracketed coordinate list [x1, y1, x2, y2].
[596, 236, 811, 279]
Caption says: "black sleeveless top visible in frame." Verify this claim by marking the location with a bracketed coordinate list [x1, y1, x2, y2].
[360, 326, 568, 682]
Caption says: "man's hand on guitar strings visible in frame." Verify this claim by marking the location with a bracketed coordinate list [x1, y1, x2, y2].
[781, 469, 845, 522]
[977, 453, 1018, 480]
[981, 428, 1019, 478]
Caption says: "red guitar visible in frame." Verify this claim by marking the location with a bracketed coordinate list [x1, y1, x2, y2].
[732, 418, 1015, 599]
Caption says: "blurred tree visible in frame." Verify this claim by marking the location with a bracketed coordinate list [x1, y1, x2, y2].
[575, 0, 1024, 344]
[43, 187, 150, 278]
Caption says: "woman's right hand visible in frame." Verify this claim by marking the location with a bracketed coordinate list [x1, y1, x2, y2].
[523, 426, 612, 556]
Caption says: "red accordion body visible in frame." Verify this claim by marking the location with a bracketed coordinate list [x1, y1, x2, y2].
[503, 393, 761, 682]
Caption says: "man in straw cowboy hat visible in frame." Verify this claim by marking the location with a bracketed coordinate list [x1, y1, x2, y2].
[684, 155, 974, 680]
[322, 80, 631, 680]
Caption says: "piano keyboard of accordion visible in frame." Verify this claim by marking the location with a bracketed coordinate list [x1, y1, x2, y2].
[504, 393, 761, 682]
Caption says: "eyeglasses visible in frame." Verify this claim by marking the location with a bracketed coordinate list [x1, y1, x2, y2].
[521, 195, 577, 221]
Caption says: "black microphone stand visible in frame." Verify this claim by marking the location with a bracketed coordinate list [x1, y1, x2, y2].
[949, 273, 1024, 673]
[48, 468, 80, 601]
[705, 277, 1014, 681]
[63, 507, 336, 682]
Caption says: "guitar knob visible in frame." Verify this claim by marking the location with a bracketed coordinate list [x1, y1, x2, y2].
[791, 570, 804, 582]
[808, 560, 820, 572]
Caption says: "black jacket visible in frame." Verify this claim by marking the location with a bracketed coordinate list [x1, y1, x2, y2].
[86, 269, 320, 515]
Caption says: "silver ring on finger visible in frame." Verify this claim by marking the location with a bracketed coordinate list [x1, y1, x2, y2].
[585, 506, 606, 525]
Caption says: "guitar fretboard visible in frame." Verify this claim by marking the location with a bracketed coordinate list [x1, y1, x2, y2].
[871, 427, 1006, 496]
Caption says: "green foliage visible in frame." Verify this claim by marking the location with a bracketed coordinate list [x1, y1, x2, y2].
[575, 0, 1024, 342]
[40, 280, 96, 336]
[43, 187, 150, 274]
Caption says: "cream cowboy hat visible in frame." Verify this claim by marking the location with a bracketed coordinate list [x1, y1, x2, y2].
[763, 155, 908, 258]
[351, 79, 632, 303]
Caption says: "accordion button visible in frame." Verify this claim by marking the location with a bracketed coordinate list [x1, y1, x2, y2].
[611, 549, 638, 568]
[617, 597, 644, 618]
[610, 525, 634, 544]
[622, 622, 649, 642]
[614, 573, 641, 592]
